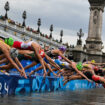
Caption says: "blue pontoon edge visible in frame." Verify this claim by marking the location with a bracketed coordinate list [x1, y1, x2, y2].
[0, 73, 102, 95]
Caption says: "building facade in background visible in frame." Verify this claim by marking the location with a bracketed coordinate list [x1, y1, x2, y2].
[72, 0, 105, 62]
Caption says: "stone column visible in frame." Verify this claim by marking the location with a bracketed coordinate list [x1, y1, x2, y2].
[86, 0, 105, 55]
[87, 10, 94, 39]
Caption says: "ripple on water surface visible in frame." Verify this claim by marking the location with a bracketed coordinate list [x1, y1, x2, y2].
[0, 89, 105, 105]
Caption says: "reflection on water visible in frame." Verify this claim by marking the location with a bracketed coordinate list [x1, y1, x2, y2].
[0, 88, 105, 105]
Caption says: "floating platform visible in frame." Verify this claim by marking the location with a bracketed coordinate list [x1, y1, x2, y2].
[0, 73, 102, 95]
[0, 60, 103, 95]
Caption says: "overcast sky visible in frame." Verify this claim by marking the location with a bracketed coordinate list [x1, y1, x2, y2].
[0, 0, 105, 51]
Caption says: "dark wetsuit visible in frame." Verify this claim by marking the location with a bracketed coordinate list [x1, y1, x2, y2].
[94, 69, 105, 76]
[46, 50, 58, 59]
[27, 53, 39, 63]
[0, 50, 3, 55]
[83, 71, 101, 83]
[18, 53, 39, 63]
[83, 71, 93, 80]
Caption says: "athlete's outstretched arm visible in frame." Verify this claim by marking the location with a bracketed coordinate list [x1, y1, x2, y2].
[44, 61, 58, 77]
[58, 52, 72, 64]
[32, 44, 47, 74]
[44, 54, 60, 70]
[15, 57, 27, 78]
[71, 62, 92, 82]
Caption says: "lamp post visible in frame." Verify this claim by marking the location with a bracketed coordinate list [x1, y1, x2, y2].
[37, 18, 41, 33]
[22, 11, 27, 27]
[77, 28, 84, 40]
[4, 1, 10, 19]
[77, 28, 84, 45]
[60, 30, 63, 43]
[49, 24, 53, 39]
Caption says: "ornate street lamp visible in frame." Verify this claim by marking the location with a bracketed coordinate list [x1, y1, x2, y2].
[4, 1, 10, 19]
[77, 28, 84, 40]
[22, 11, 27, 27]
[77, 28, 84, 45]
[37, 18, 41, 33]
[60, 30, 63, 43]
[49, 24, 53, 38]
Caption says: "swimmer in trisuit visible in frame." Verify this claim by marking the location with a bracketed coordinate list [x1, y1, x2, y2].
[63, 62, 105, 86]
[28, 46, 68, 77]
[0, 39, 27, 78]
[5, 37, 47, 75]
[28, 46, 91, 81]
[22, 51, 61, 77]
[82, 63, 105, 77]
[19, 49, 60, 77]
[46, 46, 72, 64]
[29, 59, 91, 83]
[0, 47, 60, 77]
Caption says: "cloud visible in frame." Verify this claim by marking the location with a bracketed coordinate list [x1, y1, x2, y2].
[0, 0, 89, 29]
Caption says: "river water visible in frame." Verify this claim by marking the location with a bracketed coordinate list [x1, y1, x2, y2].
[0, 88, 105, 105]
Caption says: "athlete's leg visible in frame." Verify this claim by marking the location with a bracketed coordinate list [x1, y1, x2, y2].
[63, 74, 82, 86]
[0, 58, 8, 64]
[0, 54, 5, 60]
[24, 62, 37, 70]
[29, 65, 43, 77]
[0, 63, 13, 70]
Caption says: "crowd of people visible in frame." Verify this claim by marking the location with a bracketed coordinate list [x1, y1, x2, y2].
[0, 37, 105, 88]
